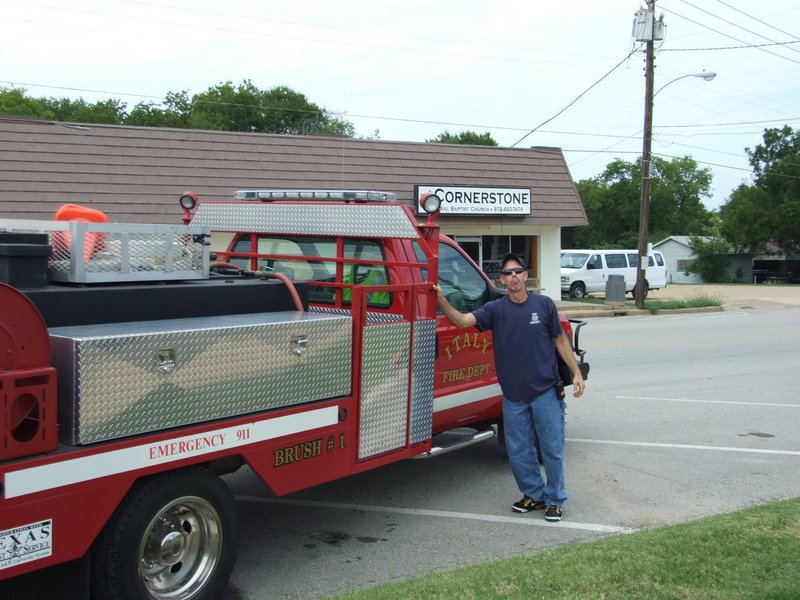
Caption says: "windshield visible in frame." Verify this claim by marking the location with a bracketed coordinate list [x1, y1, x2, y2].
[560, 252, 589, 269]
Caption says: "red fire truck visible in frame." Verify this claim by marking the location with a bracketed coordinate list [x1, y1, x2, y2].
[0, 190, 587, 599]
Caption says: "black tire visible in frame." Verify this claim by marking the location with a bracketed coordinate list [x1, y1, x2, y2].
[632, 280, 649, 301]
[569, 282, 586, 300]
[91, 467, 238, 600]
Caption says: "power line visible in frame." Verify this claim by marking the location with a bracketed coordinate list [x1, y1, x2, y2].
[652, 139, 746, 157]
[7, 3, 617, 71]
[656, 116, 800, 128]
[660, 6, 800, 65]
[113, 0, 616, 65]
[661, 40, 800, 51]
[711, 0, 800, 43]
[674, 0, 800, 54]
[510, 49, 639, 147]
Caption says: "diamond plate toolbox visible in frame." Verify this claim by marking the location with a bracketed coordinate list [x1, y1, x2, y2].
[49, 312, 352, 444]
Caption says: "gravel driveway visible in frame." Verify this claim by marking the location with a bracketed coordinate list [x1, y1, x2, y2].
[651, 283, 800, 310]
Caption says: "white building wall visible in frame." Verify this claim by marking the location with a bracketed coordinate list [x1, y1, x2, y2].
[655, 239, 703, 284]
[537, 226, 562, 301]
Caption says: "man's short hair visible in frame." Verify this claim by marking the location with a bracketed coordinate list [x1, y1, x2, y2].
[502, 252, 527, 271]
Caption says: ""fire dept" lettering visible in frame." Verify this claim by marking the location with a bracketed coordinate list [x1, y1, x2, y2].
[442, 362, 492, 382]
[443, 332, 490, 360]
[273, 439, 323, 467]
[148, 434, 227, 460]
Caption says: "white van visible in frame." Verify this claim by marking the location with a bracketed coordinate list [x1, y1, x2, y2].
[560, 249, 668, 300]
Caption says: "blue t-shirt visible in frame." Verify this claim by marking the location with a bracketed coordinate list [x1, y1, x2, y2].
[472, 293, 562, 401]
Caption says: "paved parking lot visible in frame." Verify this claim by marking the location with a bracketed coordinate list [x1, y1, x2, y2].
[224, 304, 800, 599]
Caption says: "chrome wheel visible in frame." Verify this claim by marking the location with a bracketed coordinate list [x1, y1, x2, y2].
[570, 282, 586, 300]
[138, 496, 223, 599]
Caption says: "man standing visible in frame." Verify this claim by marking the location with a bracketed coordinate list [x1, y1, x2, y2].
[433, 253, 585, 522]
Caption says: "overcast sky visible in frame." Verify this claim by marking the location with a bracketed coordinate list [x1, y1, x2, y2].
[3, 0, 800, 209]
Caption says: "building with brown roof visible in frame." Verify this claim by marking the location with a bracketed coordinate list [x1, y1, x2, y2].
[0, 118, 586, 299]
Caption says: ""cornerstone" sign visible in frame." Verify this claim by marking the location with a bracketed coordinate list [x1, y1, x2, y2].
[416, 185, 531, 216]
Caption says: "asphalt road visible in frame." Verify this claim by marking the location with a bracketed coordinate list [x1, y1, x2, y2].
[224, 305, 800, 599]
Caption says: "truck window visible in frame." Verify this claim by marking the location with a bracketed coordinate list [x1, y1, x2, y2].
[560, 252, 589, 269]
[342, 239, 391, 307]
[627, 253, 656, 268]
[229, 235, 390, 307]
[606, 253, 627, 269]
[229, 236, 335, 281]
[438, 243, 490, 312]
[587, 254, 602, 270]
[411, 240, 429, 281]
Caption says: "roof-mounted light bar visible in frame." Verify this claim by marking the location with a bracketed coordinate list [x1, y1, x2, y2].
[234, 190, 397, 202]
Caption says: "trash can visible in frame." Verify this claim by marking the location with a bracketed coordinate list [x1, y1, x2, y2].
[605, 274, 626, 304]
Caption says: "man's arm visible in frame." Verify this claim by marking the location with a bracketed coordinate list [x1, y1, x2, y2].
[554, 333, 585, 398]
[432, 284, 477, 329]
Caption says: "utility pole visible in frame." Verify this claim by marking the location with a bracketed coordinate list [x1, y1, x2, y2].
[635, 0, 656, 309]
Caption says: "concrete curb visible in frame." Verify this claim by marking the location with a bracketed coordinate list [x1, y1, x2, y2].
[556, 304, 724, 319]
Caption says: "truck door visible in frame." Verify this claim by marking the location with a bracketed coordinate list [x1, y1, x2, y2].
[434, 241, 502, 431]
[583, 253, 605, 293]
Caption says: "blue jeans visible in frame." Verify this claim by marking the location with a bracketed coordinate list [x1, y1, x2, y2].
[503, 388, 568, 506]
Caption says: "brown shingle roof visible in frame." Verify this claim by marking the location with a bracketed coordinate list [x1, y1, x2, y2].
[0, 119, 587, 226]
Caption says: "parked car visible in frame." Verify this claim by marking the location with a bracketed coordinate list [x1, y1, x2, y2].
[560, 249, 668, 300]
[752, 269, 777, 283]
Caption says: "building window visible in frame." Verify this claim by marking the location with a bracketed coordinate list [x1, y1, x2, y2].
[480, 235, 530, 280]
[677, 258, 696, 274]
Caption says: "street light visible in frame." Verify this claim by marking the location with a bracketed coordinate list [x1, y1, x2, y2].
[655, 71, 716, 97]
[634, 68, 716, 308]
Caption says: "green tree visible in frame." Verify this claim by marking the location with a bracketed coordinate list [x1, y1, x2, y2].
[721, 126, 800, 255]
[0, 87, 54, 118]
[0, 83, 355, 136]
[126, 91, 191, 128]
[188, 81, 353, 136]
[426, 130, 498, 146]
[649, 156, 713, 241]
[686, 235, 731, 283]
[39, 97, 127, 124]
[563, 156, 712, 249]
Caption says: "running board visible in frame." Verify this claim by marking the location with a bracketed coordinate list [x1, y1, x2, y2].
[412, 428, 496, 459]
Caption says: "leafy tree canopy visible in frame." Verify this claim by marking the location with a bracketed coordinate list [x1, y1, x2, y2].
[685, 215, 733, 283]
[188, 81, 354, 136]
[39, 96, 128, 124]
[0, 82, 355, 137]
[0, 87, 54, 119]
[720, 126, 800, 255]
[564, 155, 713, 249]
[426, 130, 498, 146]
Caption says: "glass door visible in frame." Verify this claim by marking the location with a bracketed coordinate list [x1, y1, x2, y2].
[453, 236, 481, 265]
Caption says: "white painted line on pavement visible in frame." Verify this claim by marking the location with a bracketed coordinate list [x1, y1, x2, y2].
[617, 395, 800, 408]
[669, 311, 749, 319]
[567, 438, 800, 456]
[235, 495, 635, 535]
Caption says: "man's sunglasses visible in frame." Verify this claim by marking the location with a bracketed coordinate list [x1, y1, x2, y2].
[500, 267, 526, 276]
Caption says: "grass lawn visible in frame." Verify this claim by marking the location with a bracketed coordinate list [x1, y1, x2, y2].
[643, 294, 722, 314]
[562, 294, 723, 314]
[329, 497, 800, 599]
